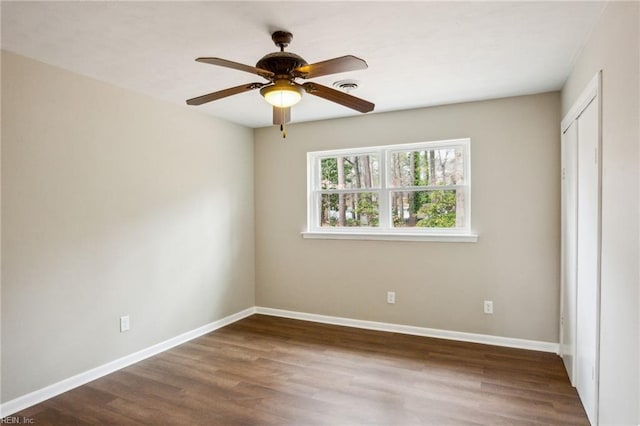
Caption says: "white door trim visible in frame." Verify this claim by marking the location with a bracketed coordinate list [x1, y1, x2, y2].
[561, 71, 600, 133]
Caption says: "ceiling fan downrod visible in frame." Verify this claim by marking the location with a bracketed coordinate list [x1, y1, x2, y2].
[271, 31, 293, 52]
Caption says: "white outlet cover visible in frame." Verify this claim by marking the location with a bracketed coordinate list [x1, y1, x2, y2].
[120, 315, 130, 332]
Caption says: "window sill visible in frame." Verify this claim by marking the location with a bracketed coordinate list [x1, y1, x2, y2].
[301, 231, 478, 243]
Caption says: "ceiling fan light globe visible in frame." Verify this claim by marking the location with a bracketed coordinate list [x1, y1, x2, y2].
[261, 83, 303, 108]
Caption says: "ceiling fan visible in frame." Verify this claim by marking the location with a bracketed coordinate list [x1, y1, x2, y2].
[186, 31, 375, 135]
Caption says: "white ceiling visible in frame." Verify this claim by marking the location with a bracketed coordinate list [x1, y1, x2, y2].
[2, 1, 606, 128]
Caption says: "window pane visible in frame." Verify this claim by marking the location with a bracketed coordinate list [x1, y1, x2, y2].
[320, 192, 379, 227]
[389, 147, 464, 187]
[391, 190, 465, 228]
[320, 155, 380, 190]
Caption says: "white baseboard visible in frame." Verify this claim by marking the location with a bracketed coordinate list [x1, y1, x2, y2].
[255, 306, 560, 353]
[2, 305, 560, 418]
[0, 307, 256, 418]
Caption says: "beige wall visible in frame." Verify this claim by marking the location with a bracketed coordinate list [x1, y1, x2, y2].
[1, 51, 255, 402]
[561, 2, 640, 424]
[255, 92, 561, 343]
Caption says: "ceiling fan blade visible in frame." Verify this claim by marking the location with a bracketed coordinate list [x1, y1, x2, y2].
[273, 107, 291, 125]
[196, 57, 274, 79]
[186, 82, 265, 106]
[293, 55, 368, 79]
[301, 82, 375, 113]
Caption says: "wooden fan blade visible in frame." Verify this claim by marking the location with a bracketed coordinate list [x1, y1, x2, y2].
[301, 82, 375, 113]
[196, 57, 274, 79]
[186, 82, 265, 106]
[293, 55, 368, 79]
[273, 107, 291, 125]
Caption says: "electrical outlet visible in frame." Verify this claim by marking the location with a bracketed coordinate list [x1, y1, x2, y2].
[120, 315, 130, 332]
[387, 291, 396, 304]
[483, 300, 493, 314]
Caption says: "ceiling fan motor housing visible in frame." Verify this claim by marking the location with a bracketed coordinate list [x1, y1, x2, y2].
[256, 52, 308, 79]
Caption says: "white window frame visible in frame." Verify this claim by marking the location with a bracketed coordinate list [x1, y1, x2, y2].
[302, 138, 477, 242]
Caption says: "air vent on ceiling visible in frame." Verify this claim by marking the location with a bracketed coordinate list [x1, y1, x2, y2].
[332, 79, 360, 92]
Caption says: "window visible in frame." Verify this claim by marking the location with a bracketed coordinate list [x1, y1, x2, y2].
[304, 138, 476, 242]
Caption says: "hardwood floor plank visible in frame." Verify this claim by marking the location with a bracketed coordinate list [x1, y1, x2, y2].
[7, 314, 589, 425]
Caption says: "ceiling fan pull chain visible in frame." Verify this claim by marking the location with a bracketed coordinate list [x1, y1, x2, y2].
[279, 108, 287, 138]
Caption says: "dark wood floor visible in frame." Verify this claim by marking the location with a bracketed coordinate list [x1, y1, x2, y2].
[14, 314, 588, 425]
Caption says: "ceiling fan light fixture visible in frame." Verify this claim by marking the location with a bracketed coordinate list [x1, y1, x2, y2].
[260, 81, 303, 107]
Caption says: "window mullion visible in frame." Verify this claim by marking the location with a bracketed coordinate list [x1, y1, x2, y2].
[397, 184, 461, 191]
[379, 148, 390, 231]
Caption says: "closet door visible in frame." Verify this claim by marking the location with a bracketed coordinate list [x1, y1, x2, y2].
[561, 120, 578, 385]
[561, 71, 601, 425]
[575, 98, 600, 425]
